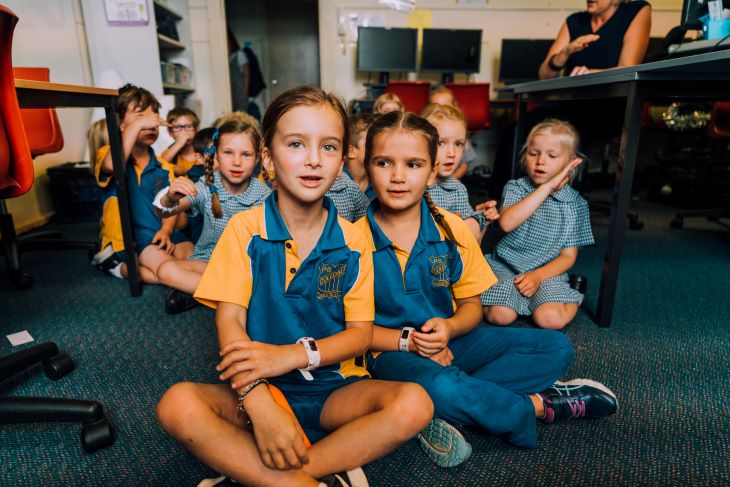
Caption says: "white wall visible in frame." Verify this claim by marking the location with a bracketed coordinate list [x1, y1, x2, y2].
[318, 0, 683, 101]
[4, 0, 92, 231]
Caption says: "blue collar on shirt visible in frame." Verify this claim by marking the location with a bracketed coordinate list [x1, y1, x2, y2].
[515, 176, 580, 203]
[262, 192, 346, 251]
[366, 197, 442, 251]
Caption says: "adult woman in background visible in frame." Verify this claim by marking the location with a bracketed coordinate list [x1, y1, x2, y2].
[539, 0, 651, 79]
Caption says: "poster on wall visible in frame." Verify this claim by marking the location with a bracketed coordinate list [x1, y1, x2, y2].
[104, 0, 150, 26]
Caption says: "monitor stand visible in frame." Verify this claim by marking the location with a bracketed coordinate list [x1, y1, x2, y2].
[378, 72, 390, 85]
[441, 72, 454, 84]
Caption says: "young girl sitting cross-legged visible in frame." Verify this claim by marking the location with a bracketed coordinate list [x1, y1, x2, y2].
[156, 86, 433, 487]
[154, 119, 271, 314]
[356, 111, 618, 468]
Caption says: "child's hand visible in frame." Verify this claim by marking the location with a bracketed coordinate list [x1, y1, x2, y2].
[252, 402, 309, 470]
[151, 229, 174, 254]
[476, 200, 499, 223]
[514, 271, 542, 298]
[412, 318, 452, 357]
[171, 129, 195, 147]
[428, 346, 454, 367]
[217, 341, 299, 388]
[132, 112, 168, 132]
[166, 177, 198, 203]
[546, 157, 583, 192]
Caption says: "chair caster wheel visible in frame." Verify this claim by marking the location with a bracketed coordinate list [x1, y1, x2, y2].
[569, 274, 588, 294]
[81, 417, 115, 453]
[43, 353, 75, 380]
[628, 215, 643, 230]
[10, 269, 33, 289]
[670, 217, 683, 229]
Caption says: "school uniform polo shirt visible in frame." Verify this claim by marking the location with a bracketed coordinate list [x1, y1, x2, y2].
[95, 145, 175, 251]
[195, 193, 373, 391]
[355, 198, 496, 331]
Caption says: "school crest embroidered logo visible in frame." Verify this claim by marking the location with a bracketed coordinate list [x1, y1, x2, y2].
[429, 255, 451, 287]
[317, 263, 347, 299]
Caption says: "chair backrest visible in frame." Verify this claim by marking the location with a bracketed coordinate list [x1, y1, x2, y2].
[0, 5, 34, 199]
[385, 81, 431, 114]
[708, 101, 730, 139]
[13, 67, 64, 157]
[445, 82, 490, 132]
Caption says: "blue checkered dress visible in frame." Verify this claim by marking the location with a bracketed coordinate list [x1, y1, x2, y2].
[326, 173, 369, 222]
[427, 178, 488, 230]
[186, 173, 271, 262]
[480, 177, 595, 315]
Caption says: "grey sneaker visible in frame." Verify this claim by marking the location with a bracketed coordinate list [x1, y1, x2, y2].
[417, 418, 472, 468]
[319, 467, 369, 487]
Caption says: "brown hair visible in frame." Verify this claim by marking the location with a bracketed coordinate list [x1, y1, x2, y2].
[116, 83, 160, 121]
[364, 111, 461, 246]
[167, 107, 200, 128]
[420, 103, 468, 131]
[373, 92, 404, 114]
[262, 85, 349, 162]
[349, 112, 375, 147]
[207, 119, 263, 218]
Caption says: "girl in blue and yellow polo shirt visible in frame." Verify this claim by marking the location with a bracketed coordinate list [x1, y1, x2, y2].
[156, 86, 432, 487]
[356, 111, 618, 467]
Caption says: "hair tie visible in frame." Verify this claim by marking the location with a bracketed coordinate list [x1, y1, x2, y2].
[204, 144, 215, 156]
[212, 128, 219, 142]
[209, 184, 218, 194]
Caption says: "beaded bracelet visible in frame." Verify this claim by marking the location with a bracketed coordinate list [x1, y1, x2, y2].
[236, 378, 269, 419]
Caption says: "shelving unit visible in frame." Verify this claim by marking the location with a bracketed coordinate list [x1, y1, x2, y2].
[153, 0, 194, 99]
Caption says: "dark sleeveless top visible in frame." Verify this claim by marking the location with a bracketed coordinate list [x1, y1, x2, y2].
[565, 1, 649, 73]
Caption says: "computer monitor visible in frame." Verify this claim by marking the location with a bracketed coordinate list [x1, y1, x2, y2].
[498, 39, 553, 85]
[421, 29, 482, 83]
[357, 27, 418, 85]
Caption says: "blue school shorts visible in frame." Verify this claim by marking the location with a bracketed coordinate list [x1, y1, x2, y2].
[282, 375, 366, 443]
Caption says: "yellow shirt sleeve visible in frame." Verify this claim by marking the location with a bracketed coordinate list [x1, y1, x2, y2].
[441, 209, 497, 299]
[340, 218, 375, 323]
[95, 145, 112, 188]
[158, 156, 176, 184]
[194, 211, 256, 309]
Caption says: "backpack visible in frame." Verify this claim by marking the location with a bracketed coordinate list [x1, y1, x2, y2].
[243, 47, 266, 97]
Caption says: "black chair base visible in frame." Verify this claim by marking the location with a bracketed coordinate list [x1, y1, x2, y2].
[670, 208, 730, 243]
[1, 201, 98, 289]
[0, 342, 114, 453]
[589, 201, 644, 230]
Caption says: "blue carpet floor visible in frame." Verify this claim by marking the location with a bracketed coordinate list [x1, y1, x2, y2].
[1, 199, 729, 486]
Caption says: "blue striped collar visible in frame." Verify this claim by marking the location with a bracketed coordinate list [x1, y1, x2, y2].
[263, 192, 346, 250]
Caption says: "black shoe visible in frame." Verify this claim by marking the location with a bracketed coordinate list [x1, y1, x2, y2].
[538, 379, 618, 424]
[165, 288, 199, 314]
[319, 467, 369, 487]
[568, 274, 587, 294]
[91, 245, 121, 276]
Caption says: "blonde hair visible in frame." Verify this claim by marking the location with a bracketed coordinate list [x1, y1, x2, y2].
[373, 93, 404, 114]
[429, 86, 458, 107]
[87, 119, 108, 175]
[213, 111, 260, 128]
[421, 103, 468, 131]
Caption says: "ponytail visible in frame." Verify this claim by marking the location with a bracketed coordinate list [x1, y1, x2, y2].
[206, 128, 223, 218]
[424, 191, 461, 248]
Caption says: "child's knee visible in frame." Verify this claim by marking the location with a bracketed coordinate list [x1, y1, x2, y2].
[156, 260, 178, 285]
[532, 305, 575, 330]
[156, 382, 201, 434]
[389, 383, 433, 438]
[484, 306, 517, 326]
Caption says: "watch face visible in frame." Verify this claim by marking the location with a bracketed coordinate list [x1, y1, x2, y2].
[401, 329, 409, 339]
[309, 340, 318, 351]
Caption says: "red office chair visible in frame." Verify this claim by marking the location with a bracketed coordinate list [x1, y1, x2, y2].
[386, 81, 431, 114]
[670, 101, 730, 237]
[2, 65, 98, 290]
[446, 82, 491, 131]
[0, 5, 114, 452]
